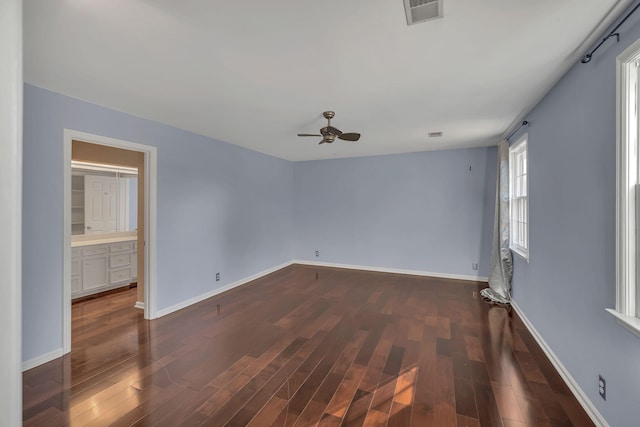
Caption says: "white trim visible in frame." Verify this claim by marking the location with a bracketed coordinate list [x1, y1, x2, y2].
[134, 301, 145, 310]
[63, 129, 158, 356]
[0, 0, 22, 423]
[21, 348, 64, 373]
[615, 38, 640, 322]
[71, 283, 134, 300]
[63, 139, 72, 353]
[511, 301, 609, 427]
[154, 260, 487, 319]
[509, 134, 529, 261]
[156, 261, 294, 318]
[293, 260, 488, 282]
[606, 308, 640, 338]
[32, 259, 485, 370]
[146, 145, 158, 319]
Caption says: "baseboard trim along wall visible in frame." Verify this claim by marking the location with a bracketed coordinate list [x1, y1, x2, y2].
[155, 261, 294, 318]
[23, 260, 486, 370]
[511, 301, 608, 427]
[293, 260, 489, 283]
[134, 301, 144, 310]
[22, 348, 64, 372]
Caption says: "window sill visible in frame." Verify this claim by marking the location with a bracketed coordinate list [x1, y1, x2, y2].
[606, 309, 640, 338]
[510, 246, 529, 263]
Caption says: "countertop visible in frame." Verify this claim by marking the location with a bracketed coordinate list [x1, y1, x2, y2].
[71, 232, 137, 248]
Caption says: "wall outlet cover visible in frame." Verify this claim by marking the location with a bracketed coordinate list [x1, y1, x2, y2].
[599, 375, 606, 401]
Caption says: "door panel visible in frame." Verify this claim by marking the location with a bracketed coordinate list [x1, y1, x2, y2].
[82, 255, 108, 291]
[85, 175, 120, 233]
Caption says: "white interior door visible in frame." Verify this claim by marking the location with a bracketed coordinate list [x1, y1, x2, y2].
[105, 179, 119, 232]
[85, 175, 119, 234]
[85, 175, 104, 234]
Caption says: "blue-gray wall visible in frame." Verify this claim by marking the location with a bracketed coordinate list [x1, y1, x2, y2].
[293, 148, 497, 279]
[22, 83, 498, 364]
[22, 4, 640, 424]
[22, 84, 294, 362]
[510, 3, 640, 426]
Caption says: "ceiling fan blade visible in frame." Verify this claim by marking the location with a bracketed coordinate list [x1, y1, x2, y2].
[326, 126, 343, 136]
[338, 133, 361, 141]
[298, 133, 322, 137]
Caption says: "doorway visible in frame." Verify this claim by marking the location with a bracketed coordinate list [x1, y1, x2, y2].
[63, 130, 157, 354]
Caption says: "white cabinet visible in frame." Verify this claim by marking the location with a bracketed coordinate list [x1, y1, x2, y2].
[109, 242, 133, 286]
[71, 276, 82, 295]
[83, 254, 109, 291]
[71, 248, 82, 294]
[131, 242, 137, 280]
[72, 240, 137, 299]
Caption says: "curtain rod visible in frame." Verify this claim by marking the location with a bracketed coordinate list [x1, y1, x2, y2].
[506, 121, 529, 141]
[581, 2, 640, 64]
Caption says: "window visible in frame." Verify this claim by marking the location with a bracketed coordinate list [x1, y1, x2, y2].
[611, 37, 640, 336]
[509, 134, 528, 260]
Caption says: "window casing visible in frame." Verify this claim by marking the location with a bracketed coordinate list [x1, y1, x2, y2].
[509, 135, 529, 260]
[611, 37, 640, 336]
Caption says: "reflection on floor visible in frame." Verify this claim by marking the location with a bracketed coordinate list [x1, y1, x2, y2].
[23, 265, 593, 426]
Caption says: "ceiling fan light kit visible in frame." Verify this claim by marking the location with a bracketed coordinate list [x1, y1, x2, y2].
[297, 111, 361, 145]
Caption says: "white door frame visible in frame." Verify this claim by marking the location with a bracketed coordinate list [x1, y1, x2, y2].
[0, 0, 22, 423]
[62, 129, 158, 354]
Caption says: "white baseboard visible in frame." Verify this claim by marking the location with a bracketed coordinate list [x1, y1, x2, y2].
[293, 260, 488, 283]
[511, 301, 609, 427]
[155, 261, 294, 318]
[22, 348, 64, 372]
[22, 260, 482, 371]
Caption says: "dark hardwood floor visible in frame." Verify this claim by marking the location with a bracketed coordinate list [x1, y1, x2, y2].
[23, 265, 593, 426]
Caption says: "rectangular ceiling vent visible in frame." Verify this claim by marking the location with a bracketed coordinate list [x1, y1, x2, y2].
[404, 0, 442, 26]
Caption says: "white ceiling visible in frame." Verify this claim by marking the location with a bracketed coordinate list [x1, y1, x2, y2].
[24, 0, 629, 161]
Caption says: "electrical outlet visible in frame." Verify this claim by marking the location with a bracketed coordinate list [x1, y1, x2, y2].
[472, 263, 478, 271]
[599, 375, 606, 401]
[216, 272, 220, 282]
[315, 250, 319, 257]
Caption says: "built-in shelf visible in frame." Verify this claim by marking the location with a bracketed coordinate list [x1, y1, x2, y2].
[71, 175, 85, 235]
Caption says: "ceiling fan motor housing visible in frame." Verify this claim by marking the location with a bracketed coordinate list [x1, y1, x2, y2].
[297, 111, 360, 144]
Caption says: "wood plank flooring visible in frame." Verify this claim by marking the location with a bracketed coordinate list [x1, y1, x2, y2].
[23, 265, 593, 426]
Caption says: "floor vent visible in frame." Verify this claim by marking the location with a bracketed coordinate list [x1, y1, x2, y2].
[404, 0, 443, 26]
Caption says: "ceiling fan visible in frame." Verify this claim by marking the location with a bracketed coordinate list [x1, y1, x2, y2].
[297, 111, 361, 144]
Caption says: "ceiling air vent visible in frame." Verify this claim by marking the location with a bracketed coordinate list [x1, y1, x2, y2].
[428, 131, 443, 138]
[404, 0, 443, 26]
